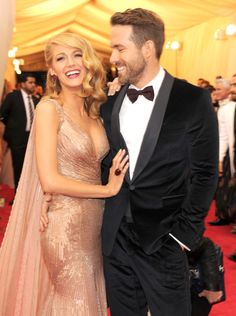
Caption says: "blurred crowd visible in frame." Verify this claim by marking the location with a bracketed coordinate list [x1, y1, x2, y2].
[197, 74, 236, 263]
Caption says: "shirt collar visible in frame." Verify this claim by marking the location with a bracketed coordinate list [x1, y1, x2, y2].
[21, 89, 32, 99]
[129, 66, 165, 100]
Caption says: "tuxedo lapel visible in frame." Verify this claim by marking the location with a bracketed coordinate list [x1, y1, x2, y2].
[111, 84, 131, 183]
[132, 71, 174, 182]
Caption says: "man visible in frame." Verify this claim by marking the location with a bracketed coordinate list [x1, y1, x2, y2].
[0, 73, 39, 190]
[209, 77, 233, 226]
[214, 78, 231, 107]
[217, 75, 236, 190]
[100, 8, 218, 316]
[219, 73, 236, 262]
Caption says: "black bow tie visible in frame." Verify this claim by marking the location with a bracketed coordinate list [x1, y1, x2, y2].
[127, 86, 154, 103]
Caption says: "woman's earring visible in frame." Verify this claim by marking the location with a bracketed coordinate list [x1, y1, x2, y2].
[51, 74, 57, 87]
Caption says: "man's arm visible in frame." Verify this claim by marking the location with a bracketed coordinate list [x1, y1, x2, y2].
[170, 90, 219, 250]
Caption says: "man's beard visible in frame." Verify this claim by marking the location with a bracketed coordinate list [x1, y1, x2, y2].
[118, 56, 147, 86]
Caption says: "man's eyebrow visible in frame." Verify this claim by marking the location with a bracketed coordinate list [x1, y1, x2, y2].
[111, 44, 125, 48]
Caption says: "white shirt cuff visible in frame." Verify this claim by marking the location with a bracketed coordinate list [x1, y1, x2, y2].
[169, 233, 191, 251]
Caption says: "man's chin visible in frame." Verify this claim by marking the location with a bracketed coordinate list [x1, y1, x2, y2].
[118, 75, 128, 85]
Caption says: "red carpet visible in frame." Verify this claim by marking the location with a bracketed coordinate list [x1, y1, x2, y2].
[0, 184, 235, 315]
[204, 201, 236, 316]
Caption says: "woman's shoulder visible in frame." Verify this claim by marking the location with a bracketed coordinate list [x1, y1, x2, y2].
[36, 97, 63, 114]
[36, 98, 65, 129]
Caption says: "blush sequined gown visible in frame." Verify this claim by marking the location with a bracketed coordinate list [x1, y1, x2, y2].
[0, 99, 109, 316]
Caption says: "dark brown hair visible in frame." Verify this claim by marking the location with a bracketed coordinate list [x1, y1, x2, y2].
[111, 8, 165, 59]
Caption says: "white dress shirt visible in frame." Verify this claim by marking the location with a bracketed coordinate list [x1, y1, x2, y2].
[119, 67, 165, 178]
[218, 101, 236, 177]
[119, 67, 190, 251]
[21, 89, 35, 131]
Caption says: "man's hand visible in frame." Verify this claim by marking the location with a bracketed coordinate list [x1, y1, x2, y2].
[39, 193, 52, 232]
[198, 289, 223, 304]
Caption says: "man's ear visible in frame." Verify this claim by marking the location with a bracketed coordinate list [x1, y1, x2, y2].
[142, 40, 155, 59]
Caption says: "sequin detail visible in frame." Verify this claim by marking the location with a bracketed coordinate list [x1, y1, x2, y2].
[40, 100, 109, 315]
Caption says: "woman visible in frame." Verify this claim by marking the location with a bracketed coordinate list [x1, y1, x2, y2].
[0, 33, 128, 315]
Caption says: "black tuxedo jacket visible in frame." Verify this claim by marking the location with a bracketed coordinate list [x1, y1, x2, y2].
[0, 90, 39, 148]
[100, 71, 219, 255]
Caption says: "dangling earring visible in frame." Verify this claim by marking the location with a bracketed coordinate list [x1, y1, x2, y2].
[50, 74, 57, 88]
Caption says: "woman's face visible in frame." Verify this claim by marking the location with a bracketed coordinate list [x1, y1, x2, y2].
[50, 44, 87, 90]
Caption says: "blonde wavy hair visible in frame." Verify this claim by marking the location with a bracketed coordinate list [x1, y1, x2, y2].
[44, 32, 107, 118]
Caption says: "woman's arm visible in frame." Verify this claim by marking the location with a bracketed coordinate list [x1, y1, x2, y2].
[35, 101, 128, 198]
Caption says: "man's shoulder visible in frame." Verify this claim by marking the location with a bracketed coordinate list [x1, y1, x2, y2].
[1, 90, 22, 107]
[218, 101, 235, 115]
[172, 77, 204, 94]
[169, 78, 209, 105]
[221, 100, 235, 109]
[6, 89, 22, 100]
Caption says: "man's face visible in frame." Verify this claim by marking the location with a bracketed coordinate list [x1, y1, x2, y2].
[230, 76, 236, 101]
[21, 76, 36, 94]
[214, 82, 230, 101]
[110, 25, 147, 86]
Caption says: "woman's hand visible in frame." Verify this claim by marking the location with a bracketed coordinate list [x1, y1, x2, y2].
[39, 193, 52, 232]
[107, 77, 122, 96]
[107, 149, 129, 196]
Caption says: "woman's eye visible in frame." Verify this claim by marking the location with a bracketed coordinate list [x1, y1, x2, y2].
[75, 53, 82, 58]
[56, 56, 64, 61]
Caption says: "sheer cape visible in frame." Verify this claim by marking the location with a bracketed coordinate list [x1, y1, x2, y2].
[0, 121, 51, 315]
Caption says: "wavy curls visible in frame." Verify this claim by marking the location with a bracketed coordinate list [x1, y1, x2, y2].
[44, 32, 107, 118]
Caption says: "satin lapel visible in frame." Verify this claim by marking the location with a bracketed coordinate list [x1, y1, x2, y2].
[111, 85, 131, 183]
[132, 71, 174, 182]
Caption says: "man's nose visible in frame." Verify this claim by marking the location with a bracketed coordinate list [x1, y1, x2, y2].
[110, 50, 118, 65]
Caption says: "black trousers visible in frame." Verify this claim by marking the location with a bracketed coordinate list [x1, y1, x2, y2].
[11, 145, 27, 190]
[103, 220, 191, 316]
[215, 152, 233, 220]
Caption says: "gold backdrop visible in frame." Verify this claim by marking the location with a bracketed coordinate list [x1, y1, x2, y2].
[2, 0, 236, 92]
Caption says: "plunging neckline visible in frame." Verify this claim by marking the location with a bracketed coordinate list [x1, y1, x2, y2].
[62, 111, 105, 160]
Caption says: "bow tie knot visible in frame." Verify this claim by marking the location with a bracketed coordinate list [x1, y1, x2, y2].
[127, 86, 154, 103]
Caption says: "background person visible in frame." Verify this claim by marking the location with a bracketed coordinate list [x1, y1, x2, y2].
[0, 73, 39, 192]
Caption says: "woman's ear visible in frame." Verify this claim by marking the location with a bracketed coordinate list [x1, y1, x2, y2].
[49, 68, 56, 76]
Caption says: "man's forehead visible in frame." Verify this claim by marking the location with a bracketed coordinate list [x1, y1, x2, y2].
[231, 76, 236, 83]
[26, 77, 36, 82]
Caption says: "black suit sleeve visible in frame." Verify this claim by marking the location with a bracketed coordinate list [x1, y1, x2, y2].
[171, 90, 219, 250]
[100, 95, 118, 184]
